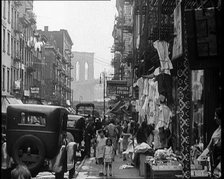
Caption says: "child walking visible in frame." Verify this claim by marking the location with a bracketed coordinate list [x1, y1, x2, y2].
[103, 138, 114, 176]
[96, 129, 107, 176]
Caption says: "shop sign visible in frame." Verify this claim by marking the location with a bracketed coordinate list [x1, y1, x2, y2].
[107, 80, 129, 98]
[14, 80, 21, 90]
[172, 1, 183, 60]
[24, 90, 30, 97]
[30, 87, 39, 94]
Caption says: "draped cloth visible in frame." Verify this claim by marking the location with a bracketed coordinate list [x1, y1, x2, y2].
[153, 40, 173, 74]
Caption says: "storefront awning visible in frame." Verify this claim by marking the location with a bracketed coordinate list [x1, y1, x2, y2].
[106, 101, 123, 115]
[1, 96, 23, 114]
[105, 101, 132, 115]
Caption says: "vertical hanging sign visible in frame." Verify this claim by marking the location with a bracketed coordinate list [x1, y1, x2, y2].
[172, 2, 183, 60]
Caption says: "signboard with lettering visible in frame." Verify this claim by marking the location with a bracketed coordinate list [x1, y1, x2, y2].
[30, 87, 39, 94]
[107, 80, 129, 98]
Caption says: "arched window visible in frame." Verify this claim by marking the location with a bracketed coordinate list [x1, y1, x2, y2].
[85, 62, 88, 80]
[76, 61, 80, 81]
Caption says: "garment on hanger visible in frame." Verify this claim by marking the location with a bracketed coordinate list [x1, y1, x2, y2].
[142, 96, 150, 115]
[153, 40, 173, 72]
[155, 73, 173, 106]
[136, 77, 144, 99]
[155, 104, 172, 130]
[143, 78, 149, 95]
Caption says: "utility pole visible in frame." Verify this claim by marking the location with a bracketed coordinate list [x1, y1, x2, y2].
[100, 72, 106, 121]
[103, 72, 106, 121]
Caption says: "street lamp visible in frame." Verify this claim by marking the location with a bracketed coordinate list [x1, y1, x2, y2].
[100, 72, 106, 121]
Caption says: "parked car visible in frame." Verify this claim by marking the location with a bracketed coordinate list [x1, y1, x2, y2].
[6, 104, 70, 176]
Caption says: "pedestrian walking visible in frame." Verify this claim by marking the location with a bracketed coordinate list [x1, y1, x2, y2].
[11, 164, 31, 179]
[104, 119, 118, 155]
[84, 118, 95, 157]
[103, 138, 115, 176]
[96, 129, 107, 176]
[116, 121, 123, 156]
[121, 120, 131, 161]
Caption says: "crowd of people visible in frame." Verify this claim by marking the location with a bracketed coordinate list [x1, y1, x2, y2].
[83, 114, 173, 176]
[2, 107, 221, 178]
[85, 106, 222, 178]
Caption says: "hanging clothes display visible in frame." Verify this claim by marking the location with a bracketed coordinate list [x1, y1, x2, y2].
[143, 78, 149, 95]
[155, 104, 172, 130]
[146, 79, 159, 125]
[34, 41, 43, 52]
[155, 73, 173, 106]
[136, 77, 144, 98]
[153, 40, 173, 74]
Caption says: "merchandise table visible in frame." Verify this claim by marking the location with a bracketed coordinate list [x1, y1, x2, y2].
[145, 160, 182, 179]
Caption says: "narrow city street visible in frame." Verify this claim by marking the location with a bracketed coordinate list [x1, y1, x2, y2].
[2, 0, 223, 179]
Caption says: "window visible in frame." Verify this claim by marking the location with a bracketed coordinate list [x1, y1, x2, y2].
[7, 68, 10, 92]
[16, 69, 19, 80]
[14, 39, 16, 58]
[3, 0, 6, 19]
[8, 0, 10, 24]
[76, 61, 80, 81]
[11, 68, 13, 91]
[7, 32, 10, 55]
[85, 62, 88, 80]
[3, 28, 6, 52]
[2, 67, 6, 91]
[14, 68, 16, 82]
[11, 7, 13, 29]
[14, 11, 17, 30]
[11, 37, 13, 58]
[19, 112, 46, 126]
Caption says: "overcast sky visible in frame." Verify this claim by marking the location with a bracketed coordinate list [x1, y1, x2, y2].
[33, 0, 116, 79]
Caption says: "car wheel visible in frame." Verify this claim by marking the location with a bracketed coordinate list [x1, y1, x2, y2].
[12, 135, 45, 175]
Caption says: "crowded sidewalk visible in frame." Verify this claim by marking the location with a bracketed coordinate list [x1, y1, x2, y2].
[76, 154, 144, 179]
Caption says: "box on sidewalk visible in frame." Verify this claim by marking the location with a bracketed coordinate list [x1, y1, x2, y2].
[145, 161, 182, 179]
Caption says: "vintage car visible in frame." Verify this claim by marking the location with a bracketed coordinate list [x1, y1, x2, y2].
[6, 104, 71, 177]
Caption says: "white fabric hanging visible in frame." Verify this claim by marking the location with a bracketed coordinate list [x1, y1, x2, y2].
[155, 104, 172, 130]
[153, 40, 173, 74]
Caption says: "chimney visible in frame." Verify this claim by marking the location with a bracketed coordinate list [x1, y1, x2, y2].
[44, 26, 48, 31]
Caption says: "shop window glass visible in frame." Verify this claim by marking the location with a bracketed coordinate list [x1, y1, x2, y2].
[190, 70, 205, 170]
[191, 70, 204, 146]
